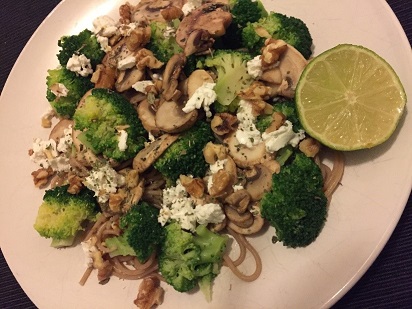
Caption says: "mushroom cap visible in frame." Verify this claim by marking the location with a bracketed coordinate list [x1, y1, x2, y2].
[133, 133, 179, 173]
[49, 119, 73, 142]
[175, 3, 232, 52]
[224, 132, 267, 169]
[155, 100, 198, 133]
[131, 0, 186, 23]
[245, 164, 273, 201]
[187, 69, 214, 98]
[137, 99, 160, 135]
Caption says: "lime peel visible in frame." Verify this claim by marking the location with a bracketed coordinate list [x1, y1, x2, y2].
[296, 44, 407, 151]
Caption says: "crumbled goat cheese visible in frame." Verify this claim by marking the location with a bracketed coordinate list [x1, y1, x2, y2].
[56, 125, 73, 153]
[50, 83, 69, 98]
[117, 129, 128, 152]
[182, 82, 216, 118]
[93, 15, 118, 37]
[132, 80, 154, 94]
[81, 239, 97, 267]
[233, 184, 244, 192]
[96, 35, 111, 52]
[163, 26, 176, 38]
[182, 0, 202, 15]
[159, 180, 225, 231]
[194, 203, 225, 225]
[66, 54, 93, 77]
[30, 136, 72, 172]
[209, 159, 227, 174]
[117, 55, 136, 70]
[262, 120, 305, 153]
[119, 22, 138, 37]
[235, 100, 263, 148]
[207, 159, 227, 191]
[83, 164, 125, 204]
[247, 55, 263, 79]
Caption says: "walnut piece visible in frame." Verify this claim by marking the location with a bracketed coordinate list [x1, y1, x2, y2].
[31, 167, 54, 188]
[134, 276, 164, 309]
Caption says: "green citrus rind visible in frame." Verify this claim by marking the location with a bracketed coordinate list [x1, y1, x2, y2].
[295, 44, 407, 151]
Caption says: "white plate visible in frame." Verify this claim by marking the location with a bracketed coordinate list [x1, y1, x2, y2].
[1, 0, 411, 308]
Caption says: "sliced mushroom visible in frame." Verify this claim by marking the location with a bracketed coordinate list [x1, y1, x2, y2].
[225, 189, 251, 214]
[183, 29, 214, 56]
[155, 100, 198, 133]
[187, 69, 214, 98]
[133, 133, 179, 173]
[137, 99, 160, 136]
[162, 53, 186, 101]
[277, 44, 308, 98]
[245, 164, 273, 201]
[176, 3, 232, 54]
[49, 119, 73, 142]
[131, 0, 185, 23]
[227, 214, 265, 235]
[116, 68, 145, 93]
[224, 132, 267, 168]
[225, 206, 253, 228]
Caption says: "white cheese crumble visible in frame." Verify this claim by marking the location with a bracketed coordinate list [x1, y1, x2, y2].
[233, 184, 244, 192]
[163, 26, 176, 39]
[132, 80, 154, 94]
[117, 129, 128, 152]
[262, 120, 305, 153]
[66, 54, 93, 77]
[182, 82, 216, 118]
[30, 133, 73, 172]
[96, 35, 111, 52]
[194, 203, 225, 225]
[182, 0, 202, 15]
[81, 239, 97, 267]
[159, 180, 225, 231]
[93, 15, 118, 37]
[235, 100, 263, 148]
[247, 55, 263, 79]
[117, 55, 136, 70]
[50, 83, 69, 98]
[119, 22, 138, 37]
[56, 125, 73, 153]
[83, 164, 125, 204]
[207, 159, 227, 192]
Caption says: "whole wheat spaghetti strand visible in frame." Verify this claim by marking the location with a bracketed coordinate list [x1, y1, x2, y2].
[226, 227, 247, 266]
[79, 266, 94, 286]
[223, 228, 262, 282]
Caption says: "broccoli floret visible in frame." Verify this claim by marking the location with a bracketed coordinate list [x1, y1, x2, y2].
[159, 222, 227, 295]
[106, 202, 164, 263]
[218, 0, 268, 49]
[154, 121, 214, 183]
[230, 0, 268, 28]
[33, 185, 99, 248]
[255, 113, 273, 133]
[57, 29, 105, 68]
[203, 50, 253, 107]
[73, 88, 147, 162]
[260, 153, 327, 248]
[241, 12, 313, 58]
[146, 20, 182, 63]
[46, 67, 94, 118]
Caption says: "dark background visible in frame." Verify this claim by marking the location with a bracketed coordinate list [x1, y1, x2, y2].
[1, 0, 411, 308]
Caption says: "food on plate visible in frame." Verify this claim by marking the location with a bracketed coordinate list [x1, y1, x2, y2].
[27, 0, 405, 307]
[296, 44, 407, 150]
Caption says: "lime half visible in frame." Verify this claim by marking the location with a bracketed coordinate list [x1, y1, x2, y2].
[295, 44, 407, 151]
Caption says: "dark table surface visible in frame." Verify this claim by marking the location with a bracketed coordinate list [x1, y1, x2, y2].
[1, 1, 411, 308]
